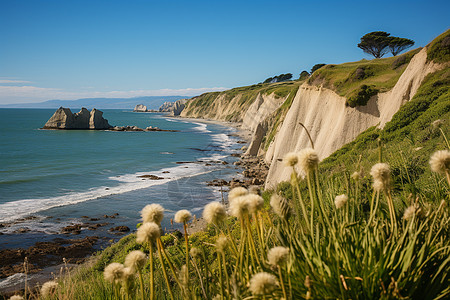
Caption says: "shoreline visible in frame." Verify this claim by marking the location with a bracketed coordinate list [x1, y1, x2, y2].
[0, 114, 262, 296]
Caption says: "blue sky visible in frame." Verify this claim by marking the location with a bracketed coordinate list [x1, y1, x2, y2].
[0, 0, 448, 104]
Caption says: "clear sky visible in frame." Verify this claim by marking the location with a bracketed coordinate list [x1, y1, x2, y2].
[0, 0, 448, 104]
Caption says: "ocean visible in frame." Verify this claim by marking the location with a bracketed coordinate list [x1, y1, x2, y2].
[0, 109, 243, 250]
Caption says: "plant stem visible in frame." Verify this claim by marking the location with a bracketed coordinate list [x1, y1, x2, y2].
[149, 242, 154, 300]
[278, 266, 288, 300]
[157, 240, 175, 300]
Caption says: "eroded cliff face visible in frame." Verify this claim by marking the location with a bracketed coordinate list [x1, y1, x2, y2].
[264, 47, 442, 187]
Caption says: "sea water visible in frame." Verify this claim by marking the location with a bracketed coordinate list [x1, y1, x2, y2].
[0, 109, 243, 250]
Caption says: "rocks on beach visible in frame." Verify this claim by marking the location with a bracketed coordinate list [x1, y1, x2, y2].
[0, 236, 98, 279]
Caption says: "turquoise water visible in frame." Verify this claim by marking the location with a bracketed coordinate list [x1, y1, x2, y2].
[0, 109, 242, 249]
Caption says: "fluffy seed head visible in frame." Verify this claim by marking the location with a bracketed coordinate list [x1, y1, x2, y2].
[228, 187, 248, 201]
[9, 295, 24, 300]
[141, 204, 164, 225]
[298, 148, 319, 173]
[189, 247, 202, 259]
[429, 150, 450, 174]
[229, 196, 249, 219]
[104, 263, 125, 284]
[136, 222, 160, 244]
[334, 194, 348, 209]
[245, 194, 264, 214]
[215, 235, 229, 253]
[124, 250, 147, 271]
[370, 163, 391, 192]
[267, 246, 290, 266]
[174, 209, 192, 223]
[403, 206, 416, 221]
[40, 281, 58, 298]
[270, 194, 290, 218]
[249, 272, 278, 295]
[203, 202, 227, 225]
[283, 152, 299, 167]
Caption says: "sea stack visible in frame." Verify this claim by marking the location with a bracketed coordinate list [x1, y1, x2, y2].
[133, 104, 148, 112]
[43, 107, 112, 129]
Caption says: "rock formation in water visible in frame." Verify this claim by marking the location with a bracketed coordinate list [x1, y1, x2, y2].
[133, 104, 148, 112]
[43, 107, 112, 129]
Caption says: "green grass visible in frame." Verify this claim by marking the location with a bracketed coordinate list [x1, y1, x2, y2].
[427, 29, 450, 63]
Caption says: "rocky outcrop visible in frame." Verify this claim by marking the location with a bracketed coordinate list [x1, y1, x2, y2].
[170, 99, 187, 116]
[43, 107, 112, 130]
[159, 102, 174, 112]
[133, 104, 148, 112]
[157, 99, 188, 116]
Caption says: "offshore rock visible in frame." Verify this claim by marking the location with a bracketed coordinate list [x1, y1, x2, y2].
[43, 107, 112, 130]
[133, 104, 148, 112]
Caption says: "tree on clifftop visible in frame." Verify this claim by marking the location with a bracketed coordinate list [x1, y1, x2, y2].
[388, 37, 415, 56]
[357, 31, 391, 58]
[358, 31, 415, 58]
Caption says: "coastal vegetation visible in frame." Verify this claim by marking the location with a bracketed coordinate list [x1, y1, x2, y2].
[7, 62, 449, 299]
[307, 47, 421, 106]
[4, 30, 449, 300]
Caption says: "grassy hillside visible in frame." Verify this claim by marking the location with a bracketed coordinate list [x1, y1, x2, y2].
[183, 80, 301, 122]
[308, 48, 421, 106]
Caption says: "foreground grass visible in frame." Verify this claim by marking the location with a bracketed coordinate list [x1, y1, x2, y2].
[12, 145, 448, 300]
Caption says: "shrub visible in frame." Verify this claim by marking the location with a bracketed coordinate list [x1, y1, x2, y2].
[346, 84, 378, 107]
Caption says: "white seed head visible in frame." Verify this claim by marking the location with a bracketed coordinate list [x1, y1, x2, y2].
[298, 148, 319, 173]
[174, 209, 192, 223]
[270, 194, 290, 218]
[229, 196, 249, 219]
[189, 247, 202, 259]
[403, 205, 416, 221]
[283, 152, 299, 167]
[124, 250, 147, 271]
[215, 235, 229, 253]
[334, 194, 348, 209]
[203, 202, 227, 225]
[104, 263, 125, 284]
[429, 150, 450, 174]
[141, 204, 164, 225]
[267, 246, 290, 266]
[245, 194, 264, 214]
[249, 272, 278, 295]
[40, 281, 58, 298]
[9, 296, 24, 300]
[228, 187, 249, 201]
[136, 222, 160, 244]
[370, 163, 391, 192]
